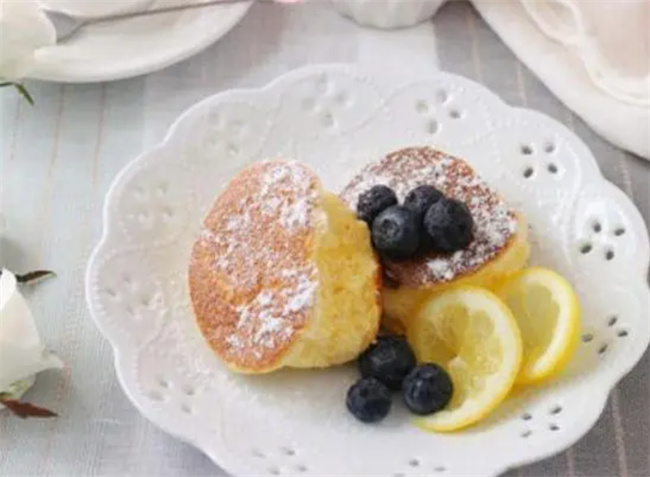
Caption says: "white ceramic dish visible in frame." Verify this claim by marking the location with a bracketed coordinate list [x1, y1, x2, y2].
[86, 65, 650, 476]
[30, 0, 251, 83]
[332, 0, 445, 29]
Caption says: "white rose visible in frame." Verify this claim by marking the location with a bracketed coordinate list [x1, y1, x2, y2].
[0, 269, 63, 404]
[0, 0, 55, 80]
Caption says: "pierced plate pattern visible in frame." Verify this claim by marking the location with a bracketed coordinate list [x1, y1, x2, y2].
[86, 65, 650, 477]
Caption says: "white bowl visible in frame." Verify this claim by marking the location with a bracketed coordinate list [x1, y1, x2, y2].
[331, 0, 446, 29]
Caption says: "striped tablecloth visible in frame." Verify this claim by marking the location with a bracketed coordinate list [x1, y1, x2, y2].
[1, 2, 648, 476]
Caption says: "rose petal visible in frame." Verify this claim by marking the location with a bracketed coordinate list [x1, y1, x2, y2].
[0, 270, 63, 393]
[0, 0, 56, 79]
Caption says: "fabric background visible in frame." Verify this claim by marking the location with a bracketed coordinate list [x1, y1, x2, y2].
[1, 2, 648, 476]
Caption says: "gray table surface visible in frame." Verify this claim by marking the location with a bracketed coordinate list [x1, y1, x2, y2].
[1, 2, 648, 476]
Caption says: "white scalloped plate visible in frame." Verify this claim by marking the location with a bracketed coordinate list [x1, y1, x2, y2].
[86, 65, 650, 477]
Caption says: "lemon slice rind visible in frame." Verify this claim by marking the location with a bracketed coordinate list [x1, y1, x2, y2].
[409, 286, 523, 432]
[498, 267, 581, 385]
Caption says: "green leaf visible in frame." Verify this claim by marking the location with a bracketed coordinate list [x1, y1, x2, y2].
[13, 83, 34, 105]
[15, 270, 56, 284]
[0, 82, 34, 105]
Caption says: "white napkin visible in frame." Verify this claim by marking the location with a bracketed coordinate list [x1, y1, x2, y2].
[471, 0, 649, 160]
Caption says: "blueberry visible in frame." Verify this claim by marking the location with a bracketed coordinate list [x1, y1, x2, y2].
[371, 206, 420, 259]
[402, 364, 453, 415]
[356, 185, 398, 226]
[404, 185, 444, 223]
[424, 198, 474, 253]
[358, 336, 417, 390]
[404, 185, 444, 252]
[346, 377, 392, 423]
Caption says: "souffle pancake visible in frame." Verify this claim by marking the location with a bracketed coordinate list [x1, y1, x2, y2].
[340, 147, 530, 332]
[189, 160, 381, 373]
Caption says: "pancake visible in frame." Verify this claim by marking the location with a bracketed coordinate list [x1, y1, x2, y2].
[189, 160, 381, 373]
[340, 147, 530, 332]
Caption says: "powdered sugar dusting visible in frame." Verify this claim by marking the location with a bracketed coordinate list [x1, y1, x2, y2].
[341, 147, 518, 287]
[191, 161, 320, 367]
[428, 258, 455, 281]
[285, 273, 318, 312]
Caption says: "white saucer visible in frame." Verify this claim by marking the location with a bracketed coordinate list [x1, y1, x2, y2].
[30, 0, 251, 83]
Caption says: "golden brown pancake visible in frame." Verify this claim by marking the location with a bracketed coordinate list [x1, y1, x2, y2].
[340, 147, 530, 331]
[190, 160, 381, 373]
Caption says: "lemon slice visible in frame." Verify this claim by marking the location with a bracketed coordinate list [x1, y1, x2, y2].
[497, 267, 580, 385]
[408, 286, 523, 432]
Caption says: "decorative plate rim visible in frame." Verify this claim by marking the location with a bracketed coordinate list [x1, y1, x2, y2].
[86, 64, 650, 477]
